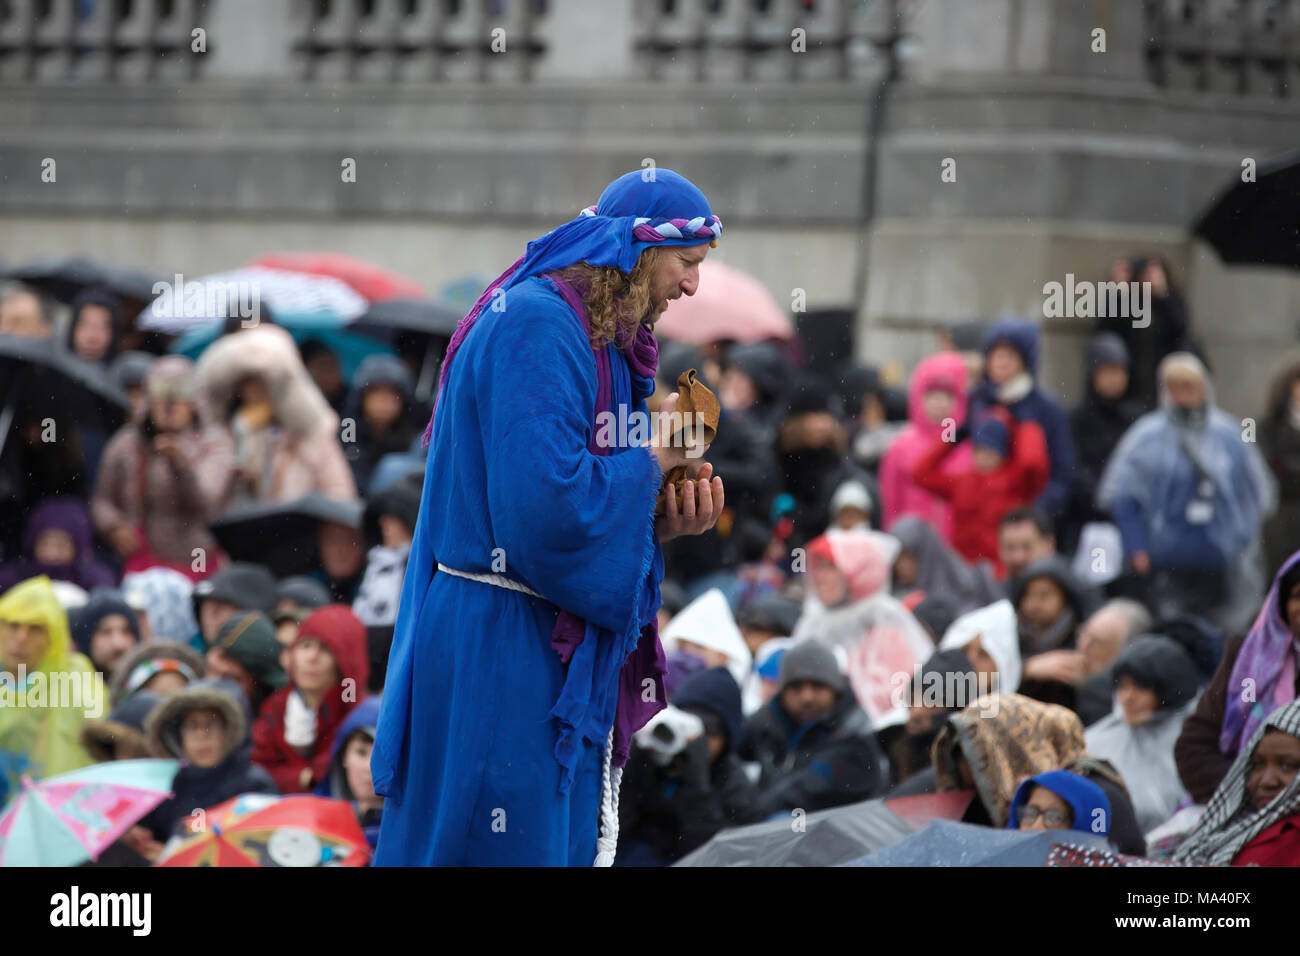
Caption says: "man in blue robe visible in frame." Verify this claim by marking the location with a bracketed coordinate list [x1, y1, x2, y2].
[371, 170, 727, 865]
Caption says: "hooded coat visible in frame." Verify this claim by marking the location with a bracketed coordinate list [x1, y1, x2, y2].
[250, 604, 369, 793]
[967, 319, 1075, 518]
[0, 499, 117, 595]
[314, 695, 383, 849]
[1085, 636, 1198, 833]
[341, 355, 422, 495]
[1006, 769, 1111, 837]
[143, 680, 277, 840]
[0, 576, 103, 805]
[1259, 351, 1300, 575]
[878, 352, 972, 542]
[196, 324, 357, 504]
[938, 598, 1022, 695]
[890, 514, 1001, 616]
[69, 591, 140, 668]
[91, 356, 235, 572]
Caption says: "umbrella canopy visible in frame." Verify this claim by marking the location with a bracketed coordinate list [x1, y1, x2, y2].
[248, 252, 426, 302]
[208, 494, 365, 578]
[156, 793, 370, 866]
[353, 298, 463, 337]
[844, 818, 1111, 867]
[3, 257, 169, 315]
[1193, 149, 1300, 269]
[0, 334, 129, 460]
[0, 759, 180, 866]
[654, 259, 795, 345]
[673, 792, 965, 867]
[137, 267, 370, 336]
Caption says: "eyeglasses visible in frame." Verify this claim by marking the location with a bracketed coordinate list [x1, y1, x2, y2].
[1016, 805, 1072, 827]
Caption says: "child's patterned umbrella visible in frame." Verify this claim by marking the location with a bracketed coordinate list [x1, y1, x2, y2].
[157, 793, 370, 867]
[0, 759, 180, 867]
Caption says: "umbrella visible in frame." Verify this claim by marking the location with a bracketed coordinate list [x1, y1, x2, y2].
[673, 791, 968, 867]
[1192, 149, 1300, 269]
[156, 793, 370, 866]
[249, 252, 426, 302]
[0, 334, 129, 460]
[208, 494, 365, 578]
[654, 260, 795, 345]
[843, 819, 1111, 867]
[137, 267, 370, 336]
[0, 759, 180, 867]
[351, 299, 462, 401]
[3, 257, 169, 315]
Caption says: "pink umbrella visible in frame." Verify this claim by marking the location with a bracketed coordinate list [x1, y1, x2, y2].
[654, 260, 795, 345]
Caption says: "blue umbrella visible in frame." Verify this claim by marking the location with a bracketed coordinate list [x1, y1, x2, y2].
[843, 819, 1112, 867]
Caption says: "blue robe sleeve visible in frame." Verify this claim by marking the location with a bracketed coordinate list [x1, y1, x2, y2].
[477, 291, 662, 637]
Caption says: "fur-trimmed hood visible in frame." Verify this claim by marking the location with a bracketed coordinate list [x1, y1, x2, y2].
[196, 324, 339, 439]
[145, 682, 245, 761]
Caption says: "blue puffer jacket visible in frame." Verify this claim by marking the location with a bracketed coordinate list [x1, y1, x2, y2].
[968, 318, 1075, 517]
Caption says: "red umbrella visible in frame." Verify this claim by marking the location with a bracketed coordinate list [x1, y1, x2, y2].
[250, 252, 425, 302]
[156, 793, 370, 867]
[654, 259, 795, 345]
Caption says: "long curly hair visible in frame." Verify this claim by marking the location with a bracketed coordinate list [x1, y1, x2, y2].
[549, 246, 667, 351]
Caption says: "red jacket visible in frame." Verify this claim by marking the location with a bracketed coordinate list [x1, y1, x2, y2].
[1232, 815, 1300, 867]
[911, 417, 1049, 575]
[251, 604, 370, 793]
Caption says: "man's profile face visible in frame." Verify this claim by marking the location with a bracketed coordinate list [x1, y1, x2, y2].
[0, 291, 51, 339]
[644, 243, 709, 326]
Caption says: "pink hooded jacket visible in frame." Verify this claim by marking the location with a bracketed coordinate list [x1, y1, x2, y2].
[878, 352, 971, 543]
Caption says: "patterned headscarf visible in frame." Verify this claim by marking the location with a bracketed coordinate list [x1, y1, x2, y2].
[933, 693, 1086, 826]
[1175, 698, 1300, 865]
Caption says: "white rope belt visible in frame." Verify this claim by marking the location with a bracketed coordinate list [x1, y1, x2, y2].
[436, 562, 543, 599]
[435, 560, 623, 866]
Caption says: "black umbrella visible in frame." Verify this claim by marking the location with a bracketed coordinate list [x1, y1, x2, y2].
[208, 493, 365, 578]
[1192, 149, 1300, 268]
[351, 299, 462, 404]
[0, 334, 129, 459]
[3, 257, 170, 316]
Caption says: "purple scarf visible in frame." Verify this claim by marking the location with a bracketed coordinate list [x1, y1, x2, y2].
[545, 275, 667, 768]
[1222, 550, 1300, 754]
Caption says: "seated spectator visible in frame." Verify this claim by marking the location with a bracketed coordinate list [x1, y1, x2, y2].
[660, 588, 752, 702]
[937, 598, 1021, 696]
[1174, 699, 1300, 866]
[895, 648, 981, 785]
[0, 576, 103, 803]
[192, 562, 277, 650]
[878, 351, 971, 542]
[737, 641, 888, 817]
[251, 604, 368, 793]
[0, 498, 116, 595]
[315, 695, 384, 850]
[121, 566, 198, 644]
[1008, 770, 1111, 840]
[204, 612, 289, 714]
[890, 515, 1000, 615]
[140, 680, 277, 851]
[341, 355, 421, 494]
[617, 669, 763, 866]
[196, 325, 357, 504]
[91, 355, 235, 580]
[997, 506, 1057, 583]
[1073, 598, 1153, 727]
[1175, 549, 1300, 803]
[931, 692, 1146, 854]
[70, 590, 141, 674]
[273, 575, 333, 671]
[0, 286, 54, 338]
[911, 409, 1049, 575]
[108, 640, 205, 707]
[792, 529, 933, 730]
[1086, 635, 1198, 833]
[80, 691, 161, 763]
[65, 287, 122, 366]
[1011, 555, 1092, 708]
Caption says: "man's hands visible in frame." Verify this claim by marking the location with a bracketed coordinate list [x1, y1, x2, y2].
[647, 391, 725, 542]
[1022, 649, 1086, 686]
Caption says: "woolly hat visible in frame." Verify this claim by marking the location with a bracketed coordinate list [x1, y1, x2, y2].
[211, 612, 288, 691]
[109, 640, 206, 706]
[778, 640, 848, 695]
